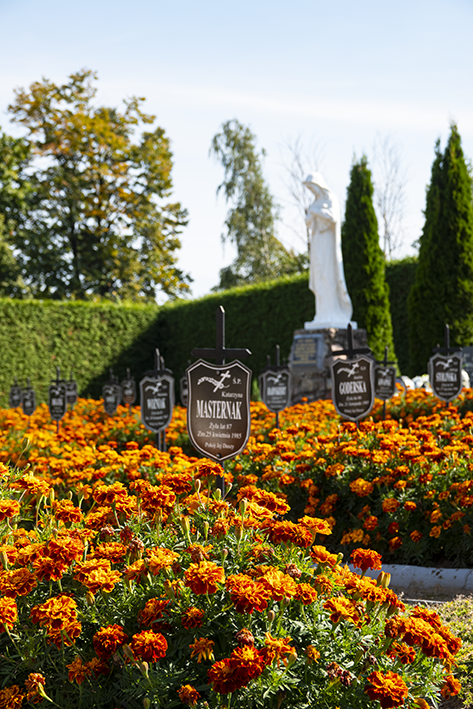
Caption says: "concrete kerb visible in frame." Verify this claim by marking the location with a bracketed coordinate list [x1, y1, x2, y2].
[348, 564, 473, 599]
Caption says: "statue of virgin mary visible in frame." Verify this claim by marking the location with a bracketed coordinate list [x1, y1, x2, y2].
[303, 173, 356, 329]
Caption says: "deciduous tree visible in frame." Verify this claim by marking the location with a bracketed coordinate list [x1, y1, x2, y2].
[7, 69, 189, 300]
[210, 119, 305, 289]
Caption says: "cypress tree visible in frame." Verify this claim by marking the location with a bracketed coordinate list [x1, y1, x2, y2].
[341, 156, 396, 362]
[408, 125, 473, 374]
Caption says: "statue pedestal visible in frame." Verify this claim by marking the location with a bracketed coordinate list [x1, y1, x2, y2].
[289, 327, 368, 404]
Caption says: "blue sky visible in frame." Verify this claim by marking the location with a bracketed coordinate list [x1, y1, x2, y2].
[1, 0, 472, 297]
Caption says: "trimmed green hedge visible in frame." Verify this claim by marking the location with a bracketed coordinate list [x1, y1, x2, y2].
[0, 262, 417, 407]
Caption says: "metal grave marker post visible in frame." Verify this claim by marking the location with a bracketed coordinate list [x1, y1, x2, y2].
[259, 345, 292, 428]
[48, 367, 67, 433]
[9, 378, 22, 408]
[330, 324, 374, 424]
[180, 362, 190, 408]
[121, 368, 137, 414]
[188, 306, 251, 494]
[374, 346, 397, 420]
[139, 350, 174, 451]
[428, 325, 463, 402]
[66, 370, 78, 409]
[21, 378, 36, 418]
[102, 370, 122, 416]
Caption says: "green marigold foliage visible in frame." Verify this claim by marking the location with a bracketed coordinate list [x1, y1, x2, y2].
[341, 156, 396, 363]
[408, 124, 473, 375]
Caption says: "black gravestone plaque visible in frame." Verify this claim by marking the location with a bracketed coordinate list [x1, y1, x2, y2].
[428, 353, 463, 402]
[66, 380, 78, 408]
[180, 375, 188, 408]
[49, 383, 67, 421]
[9, 381, 22, 408]
[140, 373, 174, 433]
[374, 366, 396, 401]
[259, 369, 292, 413]
[187, 360, 251, 461]
[22, 385, 36, 417]
[103, 383, 122, 415]
[331, 355, 374, 421]
[121, 375, 136, 406]
[290, 334, 324, 368]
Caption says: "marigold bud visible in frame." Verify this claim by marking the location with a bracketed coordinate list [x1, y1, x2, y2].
[267, 610, 276, 623]
[122, 645, 135, 661]
[86, 591, 95, 606]
[239, 498, 248, 516]
[143, 698, 151, 708]
[213, 489, 222, 502]
[194, 479, 201, 493]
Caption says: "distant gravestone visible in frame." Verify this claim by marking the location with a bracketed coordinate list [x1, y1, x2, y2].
[22, 379, 36, 418]
[103, 370, 122, 415]
[180, 375, 189, 407]
[374, 366, 396, 400]
[9, 379, 22, 408]
[330, 325, 374, 423]
[428, 325, 463, 402]
[139, 351, 174, 439]
[121, 368, 136, 412]
[49, 368, 67, 426]
[259, 345, 291, 427]
[66, 371, 78, 409]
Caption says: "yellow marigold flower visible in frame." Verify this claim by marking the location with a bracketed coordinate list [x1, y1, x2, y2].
[0, 685, 24, 708]
[189, 637, 215, 662]
[430, 525, 442, 538]
[25, 673, 46, 704]
[261, 632, 295, 667]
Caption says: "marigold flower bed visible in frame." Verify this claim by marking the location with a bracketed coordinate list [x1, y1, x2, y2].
[0, 392, 470, 708]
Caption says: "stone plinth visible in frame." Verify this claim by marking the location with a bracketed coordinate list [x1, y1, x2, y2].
[289, 327, 368, 404]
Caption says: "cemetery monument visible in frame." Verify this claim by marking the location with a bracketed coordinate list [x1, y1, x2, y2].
[289, 173, 368, 403]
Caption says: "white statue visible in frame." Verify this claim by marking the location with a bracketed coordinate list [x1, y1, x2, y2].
[303, 173, 356, 330]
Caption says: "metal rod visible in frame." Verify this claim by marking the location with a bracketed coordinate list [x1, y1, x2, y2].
[276, 344, 280, 368]
[162, 429, 167, 453]
[56, 420, 59, 435]
[383, 401, 386, 421]
[216, 306, 225, 365]
[276, 411, 279, 429]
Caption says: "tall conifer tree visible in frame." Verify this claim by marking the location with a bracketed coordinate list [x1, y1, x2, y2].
[408, 125, 473, 374]
[341, 156, 396, 362]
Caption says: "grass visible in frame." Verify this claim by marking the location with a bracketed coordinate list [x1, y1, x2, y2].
[436, 596, 473, 708]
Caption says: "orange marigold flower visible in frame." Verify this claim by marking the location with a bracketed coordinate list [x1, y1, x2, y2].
[184, 560, 225, 595]
[53, 499, 83, 524]
[410, 530, 423, 542]
[298, 516, 332, 536]
[389, 536, 403, 550]
[207, 658, 240, 694]
[67, 657, 90, 685]
[0, 685, 24, 708]
[350, 548, 382, 573]
[265, 520, 313, 547]
[350, 478, 374, 497]
[25, 673, 46, 704]
[230, 644, 265, 682]
[0, 567, 37, 598]
[430, 526, 442, 538]
[130, 630, 168, 662]
[147, 547, 179, 575]
[310, 545, 339, 567]
[363, 515, 379, 531]
[364, 670, 409, 708]
[404, 501, 417, 511]
[0, 499, 20, 521]
[93, 624, 128, 659]
[258, 567, 297, 602]
[305, 645, 320, 663]
[125, 559, 147, 583]
[226, 574, 271, 614]
[138, 598, 170, 627]
[85, 657, 110, 678]
[260, 632, 296, 667]
[382, 498, 399, 513]
[93, 482, 128, 506]
[388, 641, 416, 664]
[236, 628, 255, 646]
[388, 522, 399, 535]
[32, 556, 67, 583]
[189, 637, 215, 663]
[177, 685, 201, 706]
[324, 597, 360, 625]
[181, 607, 205, 629]
[0, 597, 17, 632]
[441, 674, 461, 698]
[314, 574, 333, 595]
[294, 582, 318, 605]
